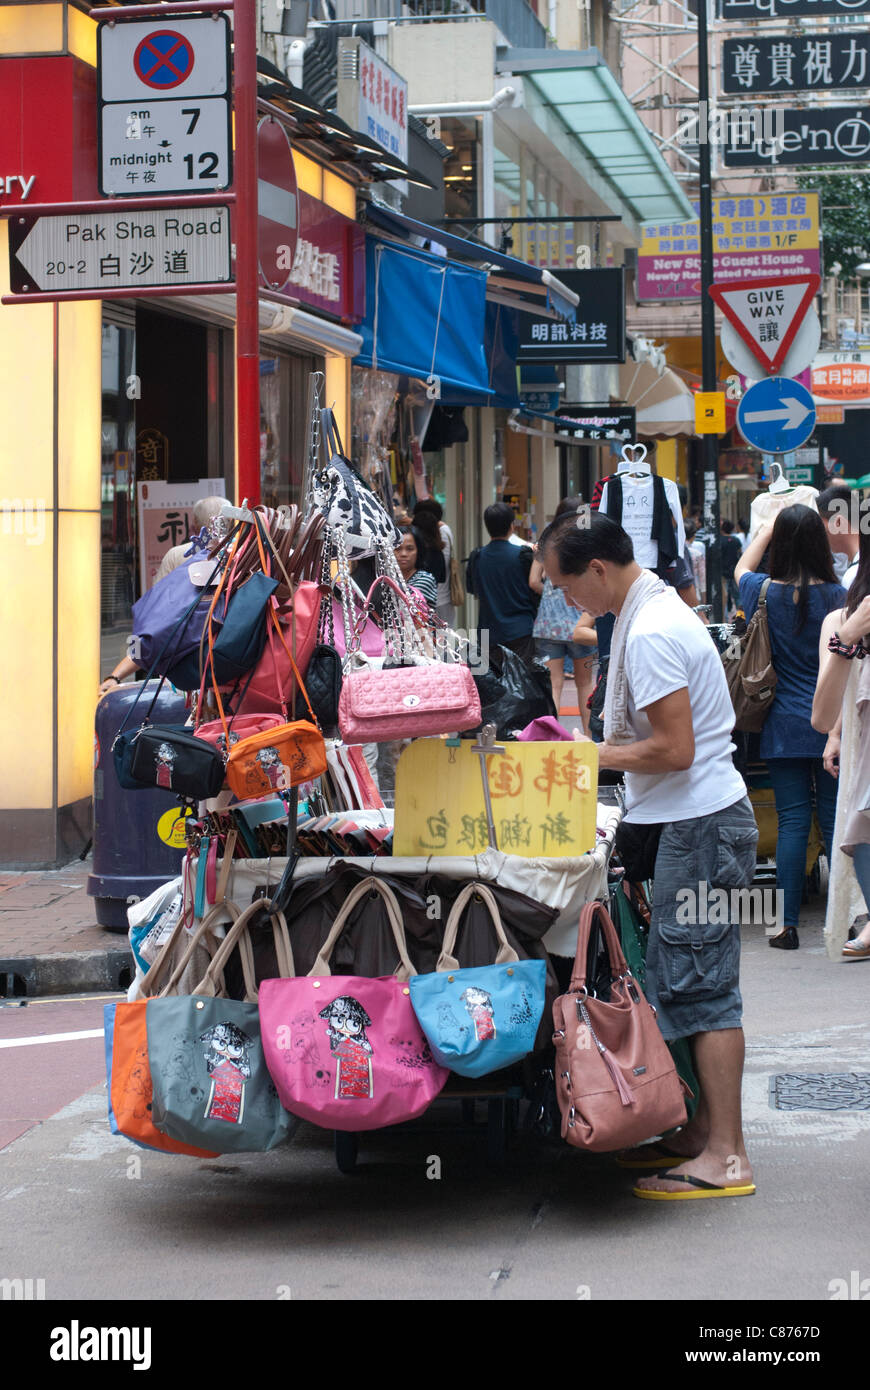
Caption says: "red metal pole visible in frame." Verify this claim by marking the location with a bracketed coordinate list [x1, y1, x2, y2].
[233, 0, 261, 507]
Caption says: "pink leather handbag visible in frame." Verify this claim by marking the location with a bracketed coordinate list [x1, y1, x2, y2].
[337, 576, 481, 744]
[259, 878, 449, 1131]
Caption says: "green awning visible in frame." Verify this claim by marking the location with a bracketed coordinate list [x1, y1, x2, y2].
[497, 49, 695, 227]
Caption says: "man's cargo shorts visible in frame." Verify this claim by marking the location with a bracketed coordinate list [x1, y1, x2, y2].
[645, 796, 758, 1042]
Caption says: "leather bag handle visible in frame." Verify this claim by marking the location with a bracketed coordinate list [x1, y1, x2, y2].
[436, 882, 519, 972]
[193, 897, 296, 1002]
[568, 900, 629, 993]
[309, 876, 417, 981]
[145, 900, 240, 998]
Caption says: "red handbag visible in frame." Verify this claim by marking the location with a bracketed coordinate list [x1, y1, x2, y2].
[234, 581, 321, 718]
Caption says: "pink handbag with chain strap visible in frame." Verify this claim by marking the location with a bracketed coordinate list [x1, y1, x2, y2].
[337, 576, 480, 743]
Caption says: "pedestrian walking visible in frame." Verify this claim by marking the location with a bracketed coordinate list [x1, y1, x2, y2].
[466, 502, 539, 663]
[812, 528, 870, 959]
[539, 510, 758, 1200]
[413, 499, 456, 626]
[735, 505, 846, 951]
[530, 499, 597, 732]
[720, 519, 742, 616]
[818, 484, 860, 591]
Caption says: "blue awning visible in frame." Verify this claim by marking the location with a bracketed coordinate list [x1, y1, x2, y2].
[364, 202, 578, 322]
[357, 236, 490, 397]
[439, 302, 521, 409]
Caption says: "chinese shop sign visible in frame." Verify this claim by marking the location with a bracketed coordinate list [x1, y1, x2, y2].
[393, 740, 598, 859]
[516, 269, 625, 365]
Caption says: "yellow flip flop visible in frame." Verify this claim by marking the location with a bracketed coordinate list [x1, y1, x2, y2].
[633, 1171, 756, 1200]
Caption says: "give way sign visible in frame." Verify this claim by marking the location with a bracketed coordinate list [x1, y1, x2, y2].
[709, 273, 820, 375]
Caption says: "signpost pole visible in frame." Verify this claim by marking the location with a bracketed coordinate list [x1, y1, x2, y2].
[234, 0, 261, 507]
[698, 0, 723, 621]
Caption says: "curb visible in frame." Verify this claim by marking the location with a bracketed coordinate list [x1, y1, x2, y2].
[0, 950, 135, 999]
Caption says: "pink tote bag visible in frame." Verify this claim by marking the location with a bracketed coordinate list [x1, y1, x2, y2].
[259, 878, 449, 1131]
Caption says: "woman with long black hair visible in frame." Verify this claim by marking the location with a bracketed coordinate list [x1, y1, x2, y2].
[735, 504, 846, 950]
[812, 524, 870, 959]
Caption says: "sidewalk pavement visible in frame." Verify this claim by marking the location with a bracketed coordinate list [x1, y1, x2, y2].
[0, 859, 134, 997]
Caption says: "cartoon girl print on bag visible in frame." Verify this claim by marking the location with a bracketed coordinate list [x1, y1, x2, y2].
[248, 745, 291, 792]
[199, 1021, 253, 1124]
[460, 985, 496, 1042]
[319, 996, 373, 1101]
[155, 742, 177, 790]
[215, 730, 240, 762]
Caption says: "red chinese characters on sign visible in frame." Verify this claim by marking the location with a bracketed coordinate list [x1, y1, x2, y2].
[260, 188, 364, 322]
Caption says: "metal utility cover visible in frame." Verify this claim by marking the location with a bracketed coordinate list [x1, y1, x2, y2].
[770, 1073, 870, 1111]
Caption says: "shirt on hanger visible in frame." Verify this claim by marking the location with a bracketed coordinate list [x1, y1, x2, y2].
[598, 474, 686, 571]
[748, 486, 818, 541]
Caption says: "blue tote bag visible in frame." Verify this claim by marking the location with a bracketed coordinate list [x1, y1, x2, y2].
[409, 883, 546, 1079]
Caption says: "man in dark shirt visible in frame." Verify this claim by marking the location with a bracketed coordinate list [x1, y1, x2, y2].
[466, 502, 538, 662]
[720, 519, 742, 614]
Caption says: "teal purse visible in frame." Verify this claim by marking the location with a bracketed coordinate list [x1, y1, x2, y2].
[409, 883, 546, 1079]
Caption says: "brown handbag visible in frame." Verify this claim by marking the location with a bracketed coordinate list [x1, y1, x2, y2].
[722, 576, 777, 732]
[552, 901, 687, 1153]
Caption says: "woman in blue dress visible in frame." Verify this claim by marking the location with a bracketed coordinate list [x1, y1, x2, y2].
[736, 504, 846, 950]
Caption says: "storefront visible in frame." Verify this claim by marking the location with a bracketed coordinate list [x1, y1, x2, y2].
[0, 6, 371, 866]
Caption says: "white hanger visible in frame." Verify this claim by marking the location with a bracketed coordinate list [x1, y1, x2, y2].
[616, 442, 651, 478]
[768, 461, 793, 496]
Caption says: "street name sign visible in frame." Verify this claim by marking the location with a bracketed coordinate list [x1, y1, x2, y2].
[737, 376, 816, 453]
[710, 273, 820, 373]
[98, 15, 232, 197]
[8, 206, 232, 294]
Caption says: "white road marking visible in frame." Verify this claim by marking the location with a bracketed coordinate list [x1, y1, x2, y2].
[0, 1029, 104, 1049]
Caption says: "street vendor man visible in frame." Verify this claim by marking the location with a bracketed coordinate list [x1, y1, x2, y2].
[537, 510, 758, 1200]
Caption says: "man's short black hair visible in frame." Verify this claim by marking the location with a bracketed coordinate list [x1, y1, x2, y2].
[538, 510, 634, 574]
[721, 518, 734, 534]
[484, 501, 515, 538]
[817, 484, 854, 518]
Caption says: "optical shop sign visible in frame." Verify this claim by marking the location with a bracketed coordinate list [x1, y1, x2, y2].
[516, 270, 625, 364]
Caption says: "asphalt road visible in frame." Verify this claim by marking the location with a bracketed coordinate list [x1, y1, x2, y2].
[1, 913, 869, 1304]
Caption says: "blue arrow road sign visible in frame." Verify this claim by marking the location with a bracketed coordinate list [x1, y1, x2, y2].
[737, 376, 816, 454]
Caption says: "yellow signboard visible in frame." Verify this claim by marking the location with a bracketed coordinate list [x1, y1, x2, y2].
[695, 391, 727, 435]
[394, 739, 598, 859]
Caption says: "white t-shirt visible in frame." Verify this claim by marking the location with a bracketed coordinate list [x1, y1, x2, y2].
[436, 522, 454, 608]
[620, 589, 747, 824]
[749, 486, 818, 541]
[598, 474, 685, 571]
[843, 556, 859, 591]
